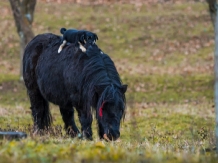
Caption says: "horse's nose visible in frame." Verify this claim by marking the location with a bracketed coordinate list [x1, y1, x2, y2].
[108, 128, 120, 141]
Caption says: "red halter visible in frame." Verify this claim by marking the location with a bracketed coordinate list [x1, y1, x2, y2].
[99, 101, 105, 117]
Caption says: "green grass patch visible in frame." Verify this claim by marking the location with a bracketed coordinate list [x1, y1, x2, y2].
[124, 74, 213, 103]
[0, 74, 27, 107]
[0, 74, 19, 83]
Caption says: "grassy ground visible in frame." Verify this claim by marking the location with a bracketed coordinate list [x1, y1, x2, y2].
[0, 1, 217, 162]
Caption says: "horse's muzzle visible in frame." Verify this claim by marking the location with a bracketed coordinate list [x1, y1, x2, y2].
[104, 128, 120, 141]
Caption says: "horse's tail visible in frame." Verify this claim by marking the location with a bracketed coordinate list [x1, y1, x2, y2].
[30, 99, 53, 130]
[60, 28, 67, 34]
[23, 34, 56, 130]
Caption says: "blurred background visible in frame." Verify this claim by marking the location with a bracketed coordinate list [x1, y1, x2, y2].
[0, 0, 217, 162]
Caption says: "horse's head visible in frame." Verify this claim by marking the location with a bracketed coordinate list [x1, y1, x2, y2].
[95, 84, 127, 141]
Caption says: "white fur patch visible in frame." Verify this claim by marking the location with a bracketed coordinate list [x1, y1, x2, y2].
[79, 42, 86, 52]
[58, 47, 63, 53]
[58, 40, 67, 53]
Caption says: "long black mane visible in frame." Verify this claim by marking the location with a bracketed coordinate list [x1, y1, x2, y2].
[69, 43, 125, 117]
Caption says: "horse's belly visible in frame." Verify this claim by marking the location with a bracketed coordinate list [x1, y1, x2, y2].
[36, 77, 69, 105]
[36, 62, 71, 106]
[35, 45, 79, 106]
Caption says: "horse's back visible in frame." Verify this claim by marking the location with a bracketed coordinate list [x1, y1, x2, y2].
[23, 33, 59, 88]
[23, 33, 61, 75]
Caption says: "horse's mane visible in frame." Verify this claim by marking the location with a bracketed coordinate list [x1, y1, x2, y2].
[70, 44, 124, 115]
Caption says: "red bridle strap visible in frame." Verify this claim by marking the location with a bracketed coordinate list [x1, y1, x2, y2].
[99, 101, 105, 117]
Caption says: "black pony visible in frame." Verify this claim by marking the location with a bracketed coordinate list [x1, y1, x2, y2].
[23, 33, 127, 141]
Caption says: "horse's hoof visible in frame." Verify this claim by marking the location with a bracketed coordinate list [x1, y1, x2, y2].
[80, 132, 93, 140]
[77, 133, 82, 139]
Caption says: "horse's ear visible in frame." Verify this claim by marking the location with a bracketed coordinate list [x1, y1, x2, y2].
[121, 84, 128, 93]
[95, 34, 98, 40]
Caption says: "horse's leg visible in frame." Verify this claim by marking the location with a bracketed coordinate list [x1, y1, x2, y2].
[97, 121, 105, 139]
[59, 105, 80, 137]
[76, 108, 93, 140]
[28, 89, 52, 133]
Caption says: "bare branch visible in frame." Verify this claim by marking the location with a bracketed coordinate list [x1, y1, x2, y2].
[9, 0, 22, 34]
[21, 0, 37, 24]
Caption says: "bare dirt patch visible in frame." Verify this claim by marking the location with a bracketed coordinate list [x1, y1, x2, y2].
[0, 107, 9, 116]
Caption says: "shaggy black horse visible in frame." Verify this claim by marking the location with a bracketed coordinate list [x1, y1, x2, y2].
[23, 33, 127, 141]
